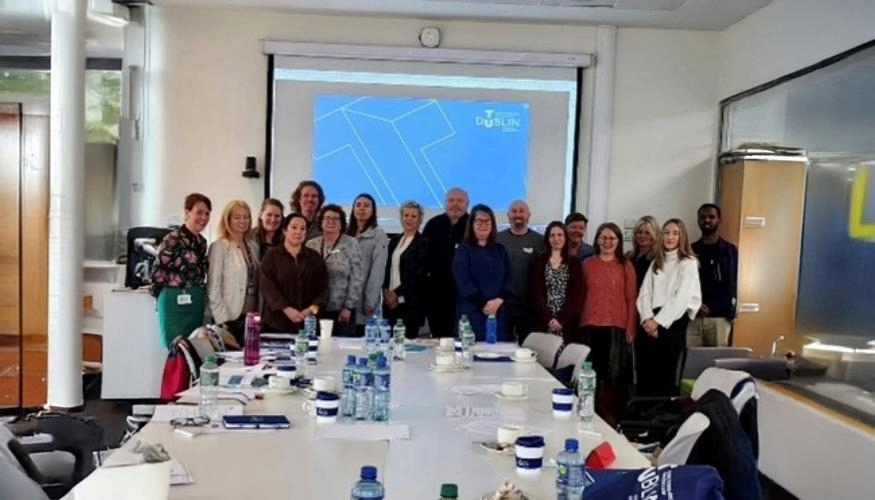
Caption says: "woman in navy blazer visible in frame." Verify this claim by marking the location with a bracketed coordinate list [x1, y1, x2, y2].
[452, 204, 514, 341]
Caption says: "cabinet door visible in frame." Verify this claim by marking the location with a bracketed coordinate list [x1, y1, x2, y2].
[0, 104, 22, 408]
[722, 160, 807, 356]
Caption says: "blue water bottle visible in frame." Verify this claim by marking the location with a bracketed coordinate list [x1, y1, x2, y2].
[372, 357, 391, 421]
[486, 313, 498, 344]
[350, 465, 385, 500]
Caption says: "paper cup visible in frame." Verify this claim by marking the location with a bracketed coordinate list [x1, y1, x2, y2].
[313, 375, 336, 392]
[515, 435, 545, 476]
[501, 381, 528, 397]
[497, 424, 525, 444]
[319, 319, 334, 339]
[552, 387, 574, 418]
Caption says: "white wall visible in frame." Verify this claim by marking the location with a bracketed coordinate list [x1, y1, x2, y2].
[719, 0, 875, 99]
[609, 28, 720, 226]
[138, 6, 721, 234]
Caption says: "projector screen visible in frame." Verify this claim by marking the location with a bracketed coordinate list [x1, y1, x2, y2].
[269, 55, 581, 230]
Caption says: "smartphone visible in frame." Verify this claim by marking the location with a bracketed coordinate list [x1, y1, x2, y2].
[226, 374, 244, 387]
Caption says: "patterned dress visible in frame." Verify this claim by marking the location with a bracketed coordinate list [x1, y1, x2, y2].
[151, 226, 209, 347]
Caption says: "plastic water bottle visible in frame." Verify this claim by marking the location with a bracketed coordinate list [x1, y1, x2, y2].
[392, 319, 406, 361]
[243, 312, 261, 366]
[486, 313, 498, 344]
[439, 483, 459, 499]
[305, 313, 317, 338]
[372, 357, 391, 421]
[455, 315, 469, 361]
[199, 354, 219, 420]
[577, 361, 596, 428]
[350, 465, 385, 500]
[341, 354, 357, 418]
[354, 357, 373, 420]
[555, 438, 586, 500]
[460, 323, 475, 369]
[294, 332, 309, 378]
[365, 318, 379, 355]
[378, 318, 392, 363]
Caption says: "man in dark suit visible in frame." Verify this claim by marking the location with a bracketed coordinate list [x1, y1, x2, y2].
[423, 188, 469, 337]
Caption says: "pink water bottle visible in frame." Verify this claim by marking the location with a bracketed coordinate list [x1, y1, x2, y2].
[243, 312, 262, 366]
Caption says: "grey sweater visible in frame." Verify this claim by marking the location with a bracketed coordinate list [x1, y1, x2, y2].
[306, 234, 364, 312]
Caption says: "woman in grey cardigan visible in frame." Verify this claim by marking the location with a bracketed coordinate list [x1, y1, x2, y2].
[306, 204, 364, 337]
[348, 194, 389, 334]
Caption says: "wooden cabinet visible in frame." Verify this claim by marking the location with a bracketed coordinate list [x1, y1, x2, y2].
[0, 103, 49, 409]
[719, 158, 807, 356]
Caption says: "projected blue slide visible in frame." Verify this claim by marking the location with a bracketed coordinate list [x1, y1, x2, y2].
[312, 95, 530, 208]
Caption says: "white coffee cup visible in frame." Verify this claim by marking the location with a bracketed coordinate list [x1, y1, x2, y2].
[319, 319, 334, 339]
[439, 337, 455, 351]
[312, 375, 336, 392]
[435, 352, 456, 366]
[514, 347, 536, 360]
[497, 424, 525, 444]
[501, 381, 528, 397]
[268, 376, 294, 390]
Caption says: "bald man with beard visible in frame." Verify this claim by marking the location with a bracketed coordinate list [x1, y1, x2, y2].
[423, 188, 470, 337]
[496, 200, 544, 344]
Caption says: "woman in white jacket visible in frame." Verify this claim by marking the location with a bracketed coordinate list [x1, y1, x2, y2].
[208, 200, 260, 345]
[636, 218, 701, 396]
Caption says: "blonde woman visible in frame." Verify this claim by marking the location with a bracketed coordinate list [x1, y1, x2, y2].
[627, 215, 660, 290]
[208, 200, 260, 345]
[635, 218, 701, 396]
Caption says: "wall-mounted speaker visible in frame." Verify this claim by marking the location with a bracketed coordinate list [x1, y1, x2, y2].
[242, 155, 260, 178]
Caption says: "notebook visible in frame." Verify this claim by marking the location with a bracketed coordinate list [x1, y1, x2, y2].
[222, 415, 291, 429]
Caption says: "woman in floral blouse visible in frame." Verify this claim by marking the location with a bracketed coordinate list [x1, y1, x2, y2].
[529, 221, 583, 342]
[151, 193, 212, 348]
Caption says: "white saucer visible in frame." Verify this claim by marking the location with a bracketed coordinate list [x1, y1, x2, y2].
[265, 386, 298, 396]
[477, 440, 515, 455]
[494, 391, 529, 401]
[511, 356, 538, 363]
[429, 363, 465, 373]
[475, 352, 502, 359]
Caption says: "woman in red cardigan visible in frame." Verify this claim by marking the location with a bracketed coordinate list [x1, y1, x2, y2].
[529, 221, 583, 341]
[579, 222, 638, 425]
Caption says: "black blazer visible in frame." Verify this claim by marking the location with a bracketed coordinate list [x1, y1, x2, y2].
[383, 232, 429, 316]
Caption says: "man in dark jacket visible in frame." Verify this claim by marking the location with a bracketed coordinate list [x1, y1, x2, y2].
[688, 203, 738, 347]
[423, 188, 469, 337]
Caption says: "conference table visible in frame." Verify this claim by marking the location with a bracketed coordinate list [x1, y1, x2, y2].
[70, 339, 649, 499]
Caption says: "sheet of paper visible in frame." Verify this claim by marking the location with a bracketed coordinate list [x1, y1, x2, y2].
[336, 340, 363, 351]
[456, 420, 553, 438]
[169, 459, 194, 485]
[444, 405, 525, 421]
[451, 384, 502, 396]
[316, 422, 410, 441]
[150, 404, 243, 423]
[71, 461, 171, 500]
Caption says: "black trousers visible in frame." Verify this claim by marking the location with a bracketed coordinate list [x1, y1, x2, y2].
[425, 286, 457, 338]
[634, 314, 689, 397]
[384, 303, 425, 339]
[321, 309, 358, 337]
[224, 314, 247, 347]
[505, 301, 535, 346]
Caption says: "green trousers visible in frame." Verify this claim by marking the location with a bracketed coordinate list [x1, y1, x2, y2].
[156, 287, 205, 348]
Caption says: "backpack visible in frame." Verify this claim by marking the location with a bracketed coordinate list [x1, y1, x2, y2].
[160, 337, 202, 401]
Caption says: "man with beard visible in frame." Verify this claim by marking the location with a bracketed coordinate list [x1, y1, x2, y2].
[565, 212, 595, 261]
[496, 200, 543, 344]
[423, 188, 469, 337]
[688, 203, 738, 347]
[289, 180, 325, 241]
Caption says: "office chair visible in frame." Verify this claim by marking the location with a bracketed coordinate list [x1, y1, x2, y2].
[521, 332, 563, 371]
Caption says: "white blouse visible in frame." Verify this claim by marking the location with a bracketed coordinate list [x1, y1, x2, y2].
[636, 249, 702, 328]
[388, 234, 414, 296]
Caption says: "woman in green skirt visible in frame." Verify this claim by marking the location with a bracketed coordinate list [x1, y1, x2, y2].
[151, 193, 212, 348]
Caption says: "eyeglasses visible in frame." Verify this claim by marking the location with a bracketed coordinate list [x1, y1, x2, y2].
[323, 216, 341, 222]
[473, 218, 492, 226]
[170, 416, 210, 428]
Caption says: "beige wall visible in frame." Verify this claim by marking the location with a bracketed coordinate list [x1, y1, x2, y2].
[719, 0, 875, 99]
[139, 6, 721, 234]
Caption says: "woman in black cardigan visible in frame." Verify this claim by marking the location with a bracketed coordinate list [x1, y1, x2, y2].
[383, 201, 429, 338]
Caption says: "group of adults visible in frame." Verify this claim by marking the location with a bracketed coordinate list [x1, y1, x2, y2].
[149, 181, 738, 424]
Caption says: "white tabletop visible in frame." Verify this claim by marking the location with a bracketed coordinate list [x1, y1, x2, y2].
[69, 339, 648, 500]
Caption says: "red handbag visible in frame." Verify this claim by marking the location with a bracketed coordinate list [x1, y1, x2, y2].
[160, 338, 201, 401]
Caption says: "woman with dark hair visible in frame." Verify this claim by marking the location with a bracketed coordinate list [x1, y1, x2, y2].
[260, 214, 328, 332]
[452, 204, 514, 341]
[207, 200, 260, 345]
[347, 194, 389, 331]
[250, 198, 284, 258]
[530, 221, 583, 341]
[289, 180, 325, 241]
[151, 193, 211, 348]
[636, 218, 701, 396]
[579, 222, 638, 424]
[306, 204, 364, 337]
[627, 215, 660, 290]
